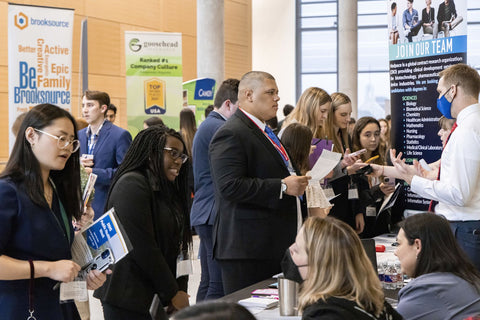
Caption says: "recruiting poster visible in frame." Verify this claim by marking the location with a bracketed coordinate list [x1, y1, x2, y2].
[388, 0, 467, 210]
[8, 4, 74, 151]
[125, 31, 183, 137]
[182, 78, 216, 125]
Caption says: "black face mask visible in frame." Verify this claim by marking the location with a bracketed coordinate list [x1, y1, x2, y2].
[280, 248, 304, 284]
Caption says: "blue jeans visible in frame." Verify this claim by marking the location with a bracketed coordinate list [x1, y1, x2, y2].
[195, 224, 224, 301]
[449, 220, 480, 271]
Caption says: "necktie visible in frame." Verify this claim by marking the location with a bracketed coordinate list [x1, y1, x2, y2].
[428, 122, 457, 212]
[264, 126, 290, 170]
[265, 126, 282, 150]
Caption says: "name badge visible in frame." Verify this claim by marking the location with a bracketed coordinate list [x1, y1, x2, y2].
[176, 251, 193, 277]
[60, 281, 88, 302]
[348, 188, 359, 200]
[366, 206, 377, 217]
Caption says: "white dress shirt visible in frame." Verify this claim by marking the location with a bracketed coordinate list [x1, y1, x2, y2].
[411, 103, 480, 221]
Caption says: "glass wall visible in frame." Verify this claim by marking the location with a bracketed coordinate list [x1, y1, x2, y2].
[296, 0, 480, 118]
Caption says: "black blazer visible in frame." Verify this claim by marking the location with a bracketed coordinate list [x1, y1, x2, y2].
[209, 109, 300, 263]
[94, 171, 187, 314]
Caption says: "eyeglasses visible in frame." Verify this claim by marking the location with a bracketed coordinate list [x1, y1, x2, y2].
[163, 147, 188, 164]
[34, 128, 80, 153]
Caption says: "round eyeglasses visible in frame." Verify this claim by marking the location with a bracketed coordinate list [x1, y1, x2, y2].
[163, 147, 189, 164]
[34, 128, 80, 153]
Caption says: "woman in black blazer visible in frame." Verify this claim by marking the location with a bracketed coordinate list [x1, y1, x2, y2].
[95, 126, 192, 319]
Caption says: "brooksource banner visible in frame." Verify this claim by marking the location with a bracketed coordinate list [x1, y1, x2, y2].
[125, 31, 183, 137]
[8, 3, 74, 151]
[387, 0, 467, 211]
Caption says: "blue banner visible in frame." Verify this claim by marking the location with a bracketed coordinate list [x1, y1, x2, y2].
[388, 0, 467, 211]
[389, 35, 467, 60]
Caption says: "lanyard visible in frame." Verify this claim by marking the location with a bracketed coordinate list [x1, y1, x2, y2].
[49, 178, 72, 243]
[241, 110, 290, 163]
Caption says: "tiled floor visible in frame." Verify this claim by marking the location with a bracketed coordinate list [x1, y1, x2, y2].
[89, 235, 202, 319]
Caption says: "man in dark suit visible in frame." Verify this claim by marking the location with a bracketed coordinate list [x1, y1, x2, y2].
[190, 79, 240, 301]
[79, 90, 132, 219]
[209, 71, 310, 294]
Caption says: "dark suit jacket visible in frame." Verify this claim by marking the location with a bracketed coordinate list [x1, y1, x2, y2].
[78, 120, 132, 219]
[190, 111, 226, 227]
[94, 171, 187, 314]
[0, 178, 79, 319]
[209, 109, 299, 263]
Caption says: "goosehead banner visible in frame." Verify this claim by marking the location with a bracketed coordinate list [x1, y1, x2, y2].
[182, 78, 216, 125]
[8, 4, 74, 151]
[387, 0, 467, 211]
[125, 31, 183, 137]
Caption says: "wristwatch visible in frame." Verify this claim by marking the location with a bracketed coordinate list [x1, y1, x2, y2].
[281, 179, 288, 194]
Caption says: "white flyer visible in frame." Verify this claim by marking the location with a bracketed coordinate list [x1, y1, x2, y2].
[306, 150, 342, 181]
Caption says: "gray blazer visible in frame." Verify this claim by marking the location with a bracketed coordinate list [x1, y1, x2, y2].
[397, 272, 480, 320]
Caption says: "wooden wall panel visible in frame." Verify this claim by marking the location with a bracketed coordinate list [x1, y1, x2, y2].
[0, 2, 7, 66]
[0, 66, 7, 94]
[225, 43, 251, 79]
[88, 74, 126, 99]
[23, 0, 85, 15]
[85, 0, 161, 30]
[225, 0, 250, 46]
[183, 34, 197, 82]
[0, 92, 9, 160]
[162, 0, 196, 36]
[225, 0, 252, 79]
[88, 19, 122, 76]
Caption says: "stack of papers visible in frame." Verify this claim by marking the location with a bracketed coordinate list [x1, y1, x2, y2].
[238, 297, 278, 309]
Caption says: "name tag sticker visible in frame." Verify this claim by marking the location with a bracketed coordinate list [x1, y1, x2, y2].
[366, 206, 377, 217]
[348, 188, 359, 200]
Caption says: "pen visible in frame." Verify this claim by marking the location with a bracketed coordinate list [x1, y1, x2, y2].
[312, 139, 323, 145]
[365, 155, 379, 163]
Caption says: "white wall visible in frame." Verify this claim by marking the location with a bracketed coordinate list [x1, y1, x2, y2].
[252, 0, 296, 120]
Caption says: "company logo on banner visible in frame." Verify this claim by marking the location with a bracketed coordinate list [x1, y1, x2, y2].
[8, 4, 74, 152]
[125, 31, 183, 137]
[182, 78, 216, 126]
[387, 0, 467, 211]
[129, 38, 141, 52]
[14, 12, 28, 29]
[194, 78, 215, 100]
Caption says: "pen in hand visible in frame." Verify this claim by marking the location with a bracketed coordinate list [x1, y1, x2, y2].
[365, 155, 379, 163]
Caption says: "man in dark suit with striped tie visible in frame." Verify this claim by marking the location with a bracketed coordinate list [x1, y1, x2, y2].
[209, 71, 310, 294]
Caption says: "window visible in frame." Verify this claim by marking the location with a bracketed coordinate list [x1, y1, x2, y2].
[296, 0, 337, 98]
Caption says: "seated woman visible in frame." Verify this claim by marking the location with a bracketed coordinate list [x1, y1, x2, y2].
[395, 213, 480, 320]
[290, 217, 401, 319]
